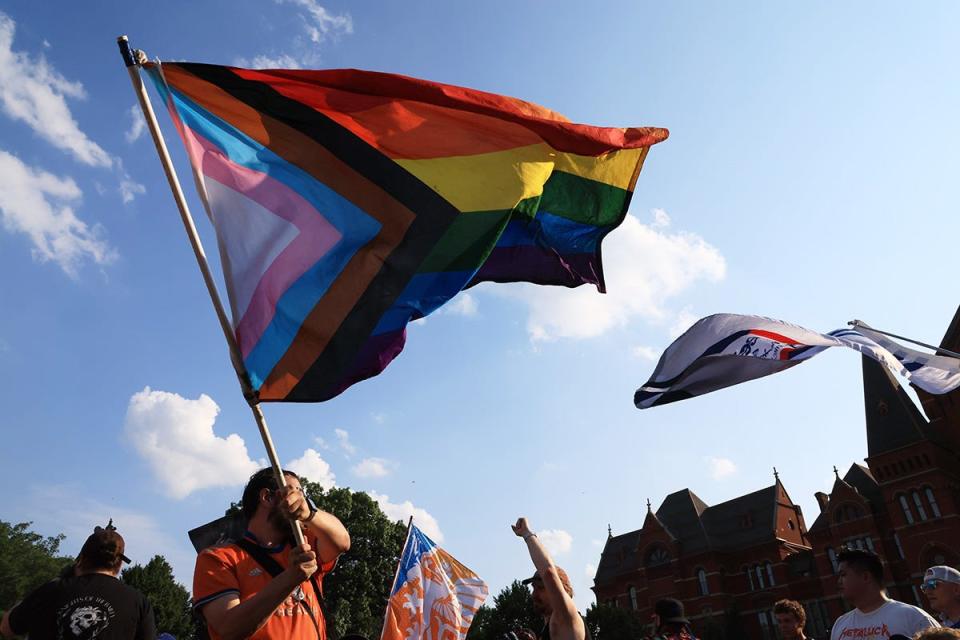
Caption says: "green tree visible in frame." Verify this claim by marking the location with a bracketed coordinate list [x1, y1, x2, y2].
[466, 580, 542, 640]
[121, 555, 193, 638]
[0, 521, 74, 613]
[584, 602, 647, 639]
[304, 482, 407, 640]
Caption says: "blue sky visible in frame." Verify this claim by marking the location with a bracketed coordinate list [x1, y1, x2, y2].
[2, 0, 959, 612]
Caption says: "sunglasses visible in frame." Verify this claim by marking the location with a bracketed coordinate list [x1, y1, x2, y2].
[920, 579, 940, 592]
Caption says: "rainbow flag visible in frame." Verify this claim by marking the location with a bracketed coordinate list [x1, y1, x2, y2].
[382, 524, 488, 640]
[146, 63, 667, 401]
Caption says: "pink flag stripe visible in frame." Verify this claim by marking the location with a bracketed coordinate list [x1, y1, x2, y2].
[185, 129, 343, 357]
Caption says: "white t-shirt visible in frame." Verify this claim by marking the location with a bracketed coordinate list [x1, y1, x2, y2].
[830, 600, 939, 640]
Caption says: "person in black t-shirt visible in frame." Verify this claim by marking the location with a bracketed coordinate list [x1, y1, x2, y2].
[0, 520, 156, 640]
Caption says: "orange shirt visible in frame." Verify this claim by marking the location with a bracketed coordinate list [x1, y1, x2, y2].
[193, 532, 335, 640]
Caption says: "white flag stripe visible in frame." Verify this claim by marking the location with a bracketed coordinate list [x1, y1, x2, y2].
[636, 313, 960, 409]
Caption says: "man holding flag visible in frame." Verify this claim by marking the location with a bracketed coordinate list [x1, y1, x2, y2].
[193, 468, 350, 640]
[513, 518, 587, 640]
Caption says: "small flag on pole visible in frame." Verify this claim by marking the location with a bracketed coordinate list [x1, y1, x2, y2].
[635, 313, 960, 409]
[143, 63, 667, 402]
[382, 524, 488, 640]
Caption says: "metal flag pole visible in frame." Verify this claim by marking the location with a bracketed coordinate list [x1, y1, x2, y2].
[116, 35, 304, 546]
[848, 319, 960, 359]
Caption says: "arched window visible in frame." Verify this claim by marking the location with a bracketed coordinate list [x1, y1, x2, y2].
[745, 566, 755, 591]
[912, 491, 928, 521]
[893, 534, 905, 560]
[898, 494, 915, 524]
[755, 564, 766, 589]
[628, 586, 638, 610]
[834, 503, 863, 523]
[925, 487, 942, 518]
[646, 546, 671, 567]
[765, 561, 775, 586]
[697, 568, 709, 595]
[827, 547, 839, 573]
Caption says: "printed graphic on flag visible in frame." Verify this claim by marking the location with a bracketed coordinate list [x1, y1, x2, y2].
[144, 62, 667, 402]
[635, 313, 960, 409]
[381, 525, 488, 640]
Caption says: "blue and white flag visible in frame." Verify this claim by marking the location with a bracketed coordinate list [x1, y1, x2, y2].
[635, 313, 960, 409]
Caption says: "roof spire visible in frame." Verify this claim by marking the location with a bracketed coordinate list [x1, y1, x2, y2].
[607, 523, 612, 538]
[646, 498, 652, 513]
[773, 467, 779, 482]
[833, 465, 839, 480]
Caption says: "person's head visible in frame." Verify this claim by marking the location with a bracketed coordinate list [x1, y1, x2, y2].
[76, 521, 131, 575]
[241, 467, 302, 528]
[920, 566, 960, 615]
[913, 629, 960, 640]
[774, 599, 807, 638]
[837, 548, 884, 604]
[652, 598, 689, 632]
[524, 567, 573, 616]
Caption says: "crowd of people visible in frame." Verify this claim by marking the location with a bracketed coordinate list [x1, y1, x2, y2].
[2, 467, 958, 640]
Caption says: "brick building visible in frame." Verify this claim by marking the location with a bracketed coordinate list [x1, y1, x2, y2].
[592, 314, 960, 639]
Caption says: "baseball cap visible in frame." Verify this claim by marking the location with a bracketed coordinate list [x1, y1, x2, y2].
[924, 566, 960, 585]
[79, 520, 131, 568]
[655, 598, 690, 624]
[521, 567, 574, 597]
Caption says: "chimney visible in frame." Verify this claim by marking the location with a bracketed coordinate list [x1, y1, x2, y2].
[815, 492, 830, 511]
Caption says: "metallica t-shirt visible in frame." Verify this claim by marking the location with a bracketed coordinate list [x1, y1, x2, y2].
[8, 573, 155, 640]
[829, 599, 938, 640]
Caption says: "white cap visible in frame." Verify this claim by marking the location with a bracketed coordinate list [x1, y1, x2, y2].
[924, 566, 960, 584]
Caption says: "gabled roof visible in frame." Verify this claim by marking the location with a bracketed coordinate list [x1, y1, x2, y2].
[700, 485, 779, 551]
[656, 489, 709, 553]
[809, 463, 881, 532]
[862, 356, 931, 458]
[594, 528, 643, 583]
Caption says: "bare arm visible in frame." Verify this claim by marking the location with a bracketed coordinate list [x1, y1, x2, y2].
[512, 518, 580, 625]
[202, 543, 317, 640]
[278, 487, 351, 565]
[1, 610, 16, 639]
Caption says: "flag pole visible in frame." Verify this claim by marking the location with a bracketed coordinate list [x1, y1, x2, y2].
[848, 320, 960, 359]
[381, 516, 414, 639]
[116, 35, 304, 546]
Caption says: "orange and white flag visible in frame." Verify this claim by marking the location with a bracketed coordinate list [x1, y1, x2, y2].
[381, 524, 488, 640]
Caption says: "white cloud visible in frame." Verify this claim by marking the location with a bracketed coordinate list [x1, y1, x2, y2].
[334, 428, 356, 455]
[124, 105, 146, 143]
[0, 13, 111, 167]
[368, 491, 443, 542]
[669, 307, 698, 339]
[706, 456, 738, 480]
[652, 208, 671, 228]
[233, 54, 302, 69]
[371, 412, 386, 425]
[585, 563, 597, 578]
[352, 457, 392, 478]
[123, 387, 262, 499]
[491, 212, 725, 342]
[279, 0, 353, 43]
[119, 177, 146, 204]
[632, 345, 660, 361]
[313, 436, 330, 450]
[0, 149, 116, 277]
[538, 529, 573, 556]
[287, 448, 336, 490]
[442, 292, 478, 317]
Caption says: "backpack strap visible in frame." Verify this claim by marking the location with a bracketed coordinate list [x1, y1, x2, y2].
[234, 539, 325, 640]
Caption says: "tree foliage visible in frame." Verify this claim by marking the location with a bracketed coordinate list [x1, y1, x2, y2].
[584, 602, 647, 639]
[121, 555, 193, 638]
[0, 521, 73, 613]
[467, 580, 542, 640]
[305, 482, 408, 640]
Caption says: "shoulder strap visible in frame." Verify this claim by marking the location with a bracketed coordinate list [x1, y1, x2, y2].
[233, 539, 325, 640]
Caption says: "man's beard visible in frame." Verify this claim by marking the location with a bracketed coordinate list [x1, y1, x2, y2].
[268, 504, 295, 544]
